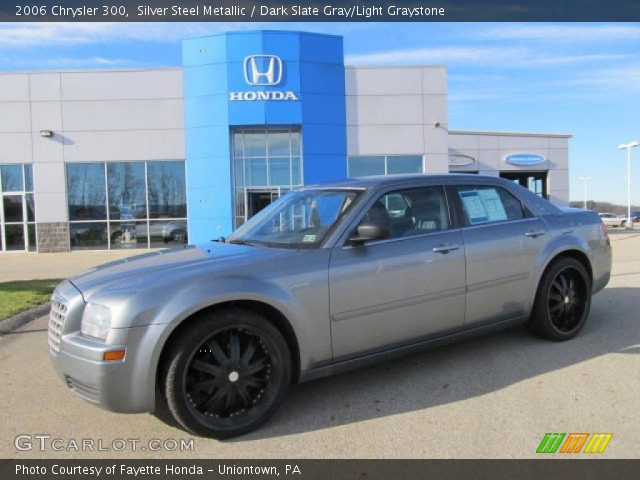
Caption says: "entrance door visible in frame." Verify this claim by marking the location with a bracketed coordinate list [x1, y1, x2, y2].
[500, 172, 548, 198]
[247, 190, 278, 218]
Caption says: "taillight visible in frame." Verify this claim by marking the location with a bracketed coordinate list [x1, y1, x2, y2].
[600, 221, 610, 246]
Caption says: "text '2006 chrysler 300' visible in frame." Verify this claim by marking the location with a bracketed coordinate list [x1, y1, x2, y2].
[48, 174, 611, 437]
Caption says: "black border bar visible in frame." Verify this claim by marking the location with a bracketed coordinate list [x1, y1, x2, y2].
[2, 1, 640, 22]
[2, 459, 639, 480]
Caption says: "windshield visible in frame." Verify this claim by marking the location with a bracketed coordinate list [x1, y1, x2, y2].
[227, 189, 361, 248]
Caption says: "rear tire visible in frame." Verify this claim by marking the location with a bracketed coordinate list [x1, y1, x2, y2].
[161, 308, 291, 438]
[527, 257, 592, 341]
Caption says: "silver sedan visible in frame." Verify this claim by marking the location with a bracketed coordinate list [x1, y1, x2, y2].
[48, 174, 612, 437]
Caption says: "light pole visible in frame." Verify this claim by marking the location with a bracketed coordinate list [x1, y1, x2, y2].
[618, 141, 639, 230]
[578, 176, 592, 210]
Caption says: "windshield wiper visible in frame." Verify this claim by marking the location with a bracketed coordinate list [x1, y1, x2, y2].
[212, 236, 226, 243]
[227, 239, 258, 246]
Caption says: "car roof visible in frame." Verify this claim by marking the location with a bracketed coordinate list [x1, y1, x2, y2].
[304, 173, 501, 190]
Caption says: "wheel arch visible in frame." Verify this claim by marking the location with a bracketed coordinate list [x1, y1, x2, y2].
[531, 248, 594, 310]
[155, 300, 302, 394]
[545, 249, 593, 284]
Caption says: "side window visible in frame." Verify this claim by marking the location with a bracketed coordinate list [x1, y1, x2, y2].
[360, 186, 450, 240]
[456, 185, 524, 226]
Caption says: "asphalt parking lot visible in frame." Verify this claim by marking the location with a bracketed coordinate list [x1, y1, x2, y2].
[1, 230, 639, 459]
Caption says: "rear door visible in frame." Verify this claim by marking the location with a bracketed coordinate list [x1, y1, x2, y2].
[329, 184, 466, 359]
[450, 182, 547, 326]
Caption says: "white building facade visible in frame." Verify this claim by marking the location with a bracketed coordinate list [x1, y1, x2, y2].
[0, 30, 570, 253]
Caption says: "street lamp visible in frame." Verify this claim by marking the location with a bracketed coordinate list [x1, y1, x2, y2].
[618, 141, 639, 230]
[578, 176, 592, 210]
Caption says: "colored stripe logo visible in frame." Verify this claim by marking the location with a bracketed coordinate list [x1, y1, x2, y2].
[537, 433, 612, 454]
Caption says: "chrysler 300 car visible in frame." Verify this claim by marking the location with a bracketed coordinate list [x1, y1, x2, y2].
[48, 174, 611, 437]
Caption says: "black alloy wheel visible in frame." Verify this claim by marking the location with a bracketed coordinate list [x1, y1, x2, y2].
[161, 309, 291, 438]
[185, 327, 275, 421]
[547, 267, 587, 334]
[527, 257, 591, 341]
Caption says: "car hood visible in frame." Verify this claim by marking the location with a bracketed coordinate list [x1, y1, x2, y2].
[69, 242, 295, 299]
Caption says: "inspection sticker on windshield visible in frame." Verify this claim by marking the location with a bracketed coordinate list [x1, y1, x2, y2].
[302, 234, 317, 242]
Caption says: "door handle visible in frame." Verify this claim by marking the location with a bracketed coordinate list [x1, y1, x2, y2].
[525, 230, 546, 238]
[433, 244, 460, 253]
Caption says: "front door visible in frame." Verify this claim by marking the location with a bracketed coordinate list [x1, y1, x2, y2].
[247, 190, 276, 218]
[329, 185, 467, 360]
[451, 183, 547, 326]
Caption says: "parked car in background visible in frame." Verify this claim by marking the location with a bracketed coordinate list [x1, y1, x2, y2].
[598, 212, 627, 228]
[49, 175, 612, 438]
[109, 220, 188, 247]
[162, 220, 188, 244]
[630, 211, 640, 223]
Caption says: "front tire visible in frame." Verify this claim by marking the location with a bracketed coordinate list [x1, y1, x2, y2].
[527, 257, 592, 341]
[162, 309, 291, 438]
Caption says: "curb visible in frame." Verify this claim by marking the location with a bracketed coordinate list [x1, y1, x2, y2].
[0, 302, 50, 335]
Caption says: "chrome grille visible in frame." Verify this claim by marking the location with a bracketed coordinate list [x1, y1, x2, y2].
[48, 295, 68, 353]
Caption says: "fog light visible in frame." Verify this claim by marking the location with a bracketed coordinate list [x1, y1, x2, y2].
[103, 349, 126, 361]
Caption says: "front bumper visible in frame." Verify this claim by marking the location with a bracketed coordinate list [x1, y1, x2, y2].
[49, 324, 169, 413]
[48, 281, 171, 414]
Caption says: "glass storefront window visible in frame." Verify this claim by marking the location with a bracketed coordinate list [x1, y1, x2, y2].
[27, 224, 36, 252]
[1, 165, 23, 192]
[147, 161, 187, 218]
[269, 157, 291, 186]
[66, 160, 186, 250]
[109, 221, 149, 249]
[232, 129, 302, 227]
[348, 155, 424, 177]
[500, 172, 548, 199]
[3, 195, 23, 223]
[267, 131, 291, 157]
[107, 162, 146, 220]
[1, 164, 35, 252]
[66, 163, 107, 221]
[70, 222, 108, 250]
[245, 157, 268, 186]
[387, 155, 423, 174]
[348, 156, 385, 177]
[4, 224, 25, 251]
[149, 219, 188, 248]
[26, 194, 35, 222]
[244, 132, 266, 157]
[25, 165, 34, 192]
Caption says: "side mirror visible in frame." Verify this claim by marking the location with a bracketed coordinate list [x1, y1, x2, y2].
[349, 221, 390, 244]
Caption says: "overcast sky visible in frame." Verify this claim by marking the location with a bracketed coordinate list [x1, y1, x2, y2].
[1, 22, 639, 205]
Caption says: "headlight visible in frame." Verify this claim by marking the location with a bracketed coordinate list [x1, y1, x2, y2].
[81, 303, 112, 340]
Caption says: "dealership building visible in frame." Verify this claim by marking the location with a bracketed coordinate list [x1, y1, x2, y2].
[0, 30, 571, 253]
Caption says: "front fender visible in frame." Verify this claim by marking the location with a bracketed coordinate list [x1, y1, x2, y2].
[141, 261, 332, 405]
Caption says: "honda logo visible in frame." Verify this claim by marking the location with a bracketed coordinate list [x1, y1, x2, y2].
[244, 55, 283, 86]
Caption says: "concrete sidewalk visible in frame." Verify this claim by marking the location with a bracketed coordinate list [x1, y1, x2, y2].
[0, 249, 155, 282]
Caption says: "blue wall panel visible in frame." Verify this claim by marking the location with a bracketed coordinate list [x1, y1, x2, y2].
[182, 64, 228, 97]
[183, 30, 347, 243]
[303, 155, 348, 184]
[183, 96, 228, 127]
[301, 94, 346, 125]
